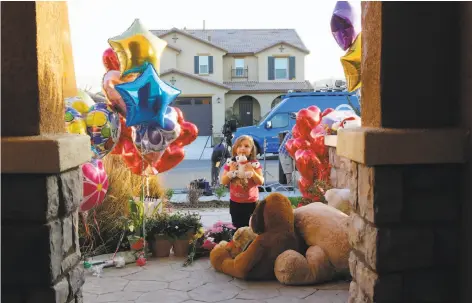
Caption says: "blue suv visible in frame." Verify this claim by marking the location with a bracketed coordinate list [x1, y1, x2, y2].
[232, 91, 360, 154]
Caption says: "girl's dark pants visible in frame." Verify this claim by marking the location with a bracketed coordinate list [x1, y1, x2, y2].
[230, 200, 256, 229]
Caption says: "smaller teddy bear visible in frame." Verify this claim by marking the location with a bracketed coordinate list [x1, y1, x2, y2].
[216, 226, 257, 258]
[226, 156, 260, 188]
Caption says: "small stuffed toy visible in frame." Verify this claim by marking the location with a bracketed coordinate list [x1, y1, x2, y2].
[226, 156, 260, 189]
[324, 188, 351, 215]
[216, 226, 257, 258]
[274, 202, 350, 285]
[210, 193, 299, 280]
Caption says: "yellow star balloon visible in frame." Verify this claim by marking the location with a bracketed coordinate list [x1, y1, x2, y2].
[108, 19, 167, 76]
[340, 32, 361, 92]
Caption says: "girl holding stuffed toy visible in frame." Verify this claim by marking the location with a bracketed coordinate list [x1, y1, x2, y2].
[221, 135, 264, 229]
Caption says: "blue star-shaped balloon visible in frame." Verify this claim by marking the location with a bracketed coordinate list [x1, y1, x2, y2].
[115, 63, 181, 127]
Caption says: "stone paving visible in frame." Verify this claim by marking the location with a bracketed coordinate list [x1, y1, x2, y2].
[83, 255, 350, 303]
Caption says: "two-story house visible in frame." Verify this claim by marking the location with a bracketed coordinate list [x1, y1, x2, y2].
[151, 28, 313, 138]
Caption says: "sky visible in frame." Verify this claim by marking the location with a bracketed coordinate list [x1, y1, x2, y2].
[67, 0, 361, 93]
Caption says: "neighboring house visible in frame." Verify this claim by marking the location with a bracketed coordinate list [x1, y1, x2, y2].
[151, 28, 313, 138]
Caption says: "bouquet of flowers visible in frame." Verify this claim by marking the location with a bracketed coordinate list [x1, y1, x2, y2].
[183, 221, 236, 267]
[206, 221, 236, 243]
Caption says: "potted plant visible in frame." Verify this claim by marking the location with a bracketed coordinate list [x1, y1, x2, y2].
[145, 212, 173, 257]
[167, 212, 202, 257]
[125, 198, 145, 252]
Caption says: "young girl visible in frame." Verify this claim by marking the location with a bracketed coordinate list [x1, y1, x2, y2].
[221, 135, 264, 229]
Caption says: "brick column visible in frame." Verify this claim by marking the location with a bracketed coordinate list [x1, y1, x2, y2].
[1, 2, 90, 303]
[337, 2, 469, 303]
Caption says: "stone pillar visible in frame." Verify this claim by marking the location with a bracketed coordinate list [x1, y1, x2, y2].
[1, 2, 90, 303]
[336, 2, 470, 303]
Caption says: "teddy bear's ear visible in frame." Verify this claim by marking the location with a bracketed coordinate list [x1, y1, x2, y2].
[251, 199, 266, 234]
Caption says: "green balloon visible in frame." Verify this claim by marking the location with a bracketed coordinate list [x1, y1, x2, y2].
[101, 126, 111, 138]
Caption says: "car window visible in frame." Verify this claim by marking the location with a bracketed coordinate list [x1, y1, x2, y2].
[270, 113, 289, 128]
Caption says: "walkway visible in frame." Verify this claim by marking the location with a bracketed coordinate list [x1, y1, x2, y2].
[83, 256, 349, 303]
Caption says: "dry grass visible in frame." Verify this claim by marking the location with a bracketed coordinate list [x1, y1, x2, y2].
[79, 154, 166, 257]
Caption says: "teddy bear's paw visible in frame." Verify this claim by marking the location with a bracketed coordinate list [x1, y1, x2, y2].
[245, 171, 254, 178]
[274, 250, 314, 285]
[210, 246, 231, 271]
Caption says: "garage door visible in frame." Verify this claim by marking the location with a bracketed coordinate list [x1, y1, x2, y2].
[171, 97, 213, 136]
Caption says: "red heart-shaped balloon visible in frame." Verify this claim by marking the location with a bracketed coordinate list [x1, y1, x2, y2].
[309, 133, 326, 157]
[173, 107, 185, 124]
[295, 149, 322, 182]
[311, 124, 327, 136]
[152, 144, 185, 173]
[296, 107, 321, 138]
[174, 121, 198, 147]
[102, 48, 120, 72]
[287, 138, 311, 158]
[321, 108, 335, 117]
[291, 124, 302, 139]
[298, 176, 321, 200]
[317, 156, 331, 182]
[285, 139, 296, 157]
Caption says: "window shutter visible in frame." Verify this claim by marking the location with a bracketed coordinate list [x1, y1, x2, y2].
[194, 56, 199, 74]
[289, 56, 296, 80]
[268, 56, 275, 80]
[209, 56, 213, 74]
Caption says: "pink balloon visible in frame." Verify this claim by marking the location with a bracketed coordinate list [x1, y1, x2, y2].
[80, 159, 109, 212]
[102, 70, 128, 115]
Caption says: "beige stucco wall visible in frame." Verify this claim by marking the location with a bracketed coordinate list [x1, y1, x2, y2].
[257, 44, 306, 82]
[160, 48, 178, 72]
[222, 55, 258, 82]
[160, 72, 228, 136]
[159, 32, 226, 83]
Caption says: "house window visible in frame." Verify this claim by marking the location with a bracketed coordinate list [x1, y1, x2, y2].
[199, 56, 209, 74]
[274, 58, 288, 80]
[235, 58, 245, 77]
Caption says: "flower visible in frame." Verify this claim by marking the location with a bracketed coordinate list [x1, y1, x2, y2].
[202, 239, 216, 250]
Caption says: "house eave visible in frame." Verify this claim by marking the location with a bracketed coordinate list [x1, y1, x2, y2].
[157, 28, 228, 53]
[160, 68, 231, 90]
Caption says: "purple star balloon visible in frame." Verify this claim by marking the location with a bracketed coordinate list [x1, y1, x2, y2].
[330, 1, 360, 51]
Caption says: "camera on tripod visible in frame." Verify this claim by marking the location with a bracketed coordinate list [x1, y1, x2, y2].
[222, 119, 237, 136]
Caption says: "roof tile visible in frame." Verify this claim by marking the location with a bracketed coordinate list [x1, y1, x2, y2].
[152, 29, 309, 54]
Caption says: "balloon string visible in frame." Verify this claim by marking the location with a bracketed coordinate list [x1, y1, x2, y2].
[140, 142, 146, 258]
[93, 210, 101, 236]
[81, 212, 90, 237]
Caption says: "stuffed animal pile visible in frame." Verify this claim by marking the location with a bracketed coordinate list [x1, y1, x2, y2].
[217, 226, 257, 258]
[210, 193, 299, 280]
[209, 193, 351, 286]
[274, 202, 350, 285]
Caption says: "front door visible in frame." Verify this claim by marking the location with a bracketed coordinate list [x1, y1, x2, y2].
[239, 97, 253, 126]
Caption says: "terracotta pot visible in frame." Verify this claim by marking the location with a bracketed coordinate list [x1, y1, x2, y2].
[172, 239, 190, 257]
[153, 235, 173, 258]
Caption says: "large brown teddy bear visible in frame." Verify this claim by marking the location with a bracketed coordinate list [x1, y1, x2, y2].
[210, 193, 299, 280]
[274, 202, 350, 285]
